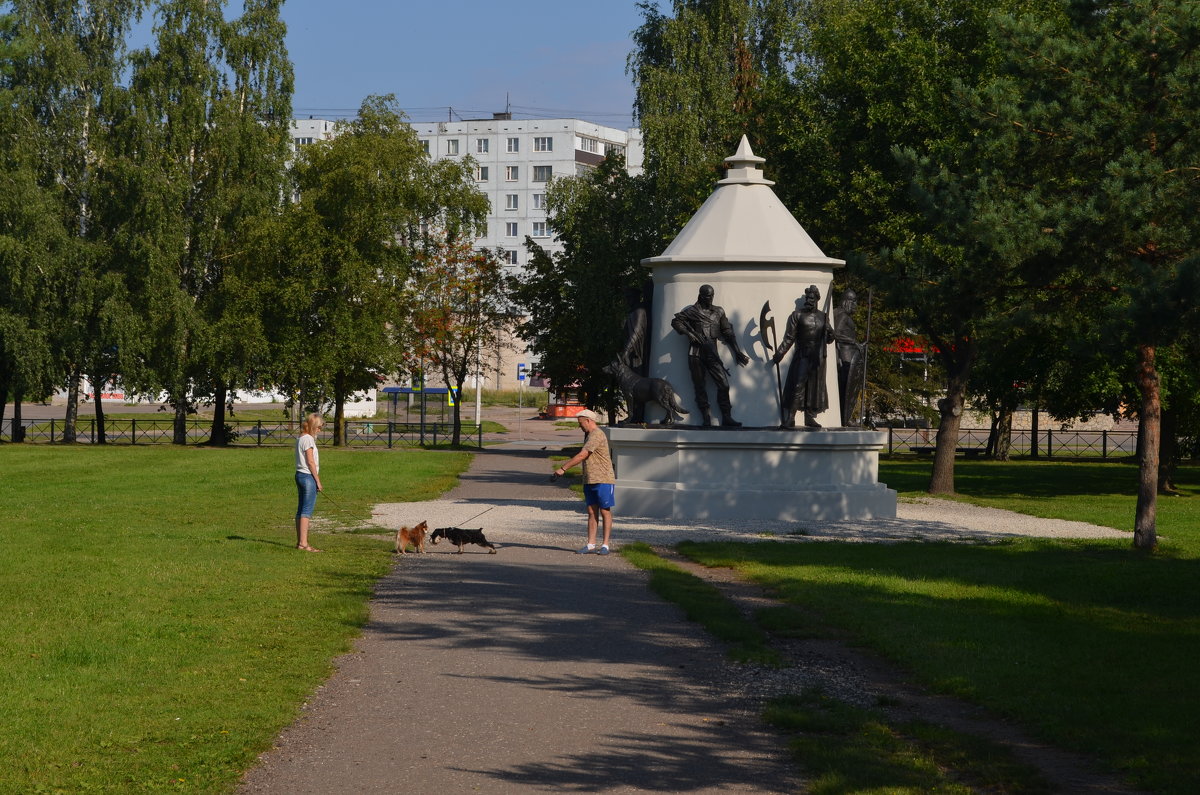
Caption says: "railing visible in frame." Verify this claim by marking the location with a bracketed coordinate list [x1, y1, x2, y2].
[883, 426, 1139, 459]
[0, 417, 484, 449]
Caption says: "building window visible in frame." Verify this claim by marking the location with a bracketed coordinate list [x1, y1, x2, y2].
[504, 249, 519, 265]
[476, 138, 489, 154]
[419, 139, 429, 155]
[532, 193, 546, 210]
[506, 137, 519, 153]
[293, 137, 314, 147]
[533, 165, 552, 182]
[534, 136, 553, 152]
[505, 165, 519, 181]
[505, 222, 518, 237]
[577, 137, 599, 153]
[475, 165, 489, 182]
[505, 194, 518, 210]
[532, 221, 548, 237]
[446, 139, 459, 155]
[604, 142, 626, 157]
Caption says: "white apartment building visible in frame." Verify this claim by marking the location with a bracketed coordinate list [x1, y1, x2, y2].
[290, 116, 339, 147]
[410, 113, 642, 271]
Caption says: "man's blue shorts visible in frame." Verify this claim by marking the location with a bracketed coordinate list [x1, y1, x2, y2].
[583, 483, 615, 509]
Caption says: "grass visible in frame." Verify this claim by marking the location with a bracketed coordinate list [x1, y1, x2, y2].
[620, 543, 782, 666]
[469, 388, 550, 408]
[678, 460, 1200, 794]
[0, 444, 470, 793]
[880, 458, 1200, 553]
[619, 543, 1052, 792]
[764, 691, 1053, 794]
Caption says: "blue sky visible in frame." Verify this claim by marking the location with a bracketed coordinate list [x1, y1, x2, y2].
[282, 0, 658, 128]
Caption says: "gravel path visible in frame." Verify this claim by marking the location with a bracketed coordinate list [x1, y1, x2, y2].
[370, 481, 1129, 550]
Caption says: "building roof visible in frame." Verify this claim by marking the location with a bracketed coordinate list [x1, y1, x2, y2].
[643, 136, 844, 267]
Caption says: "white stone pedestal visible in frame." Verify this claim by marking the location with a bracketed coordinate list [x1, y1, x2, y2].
[609, 426, 897, 522]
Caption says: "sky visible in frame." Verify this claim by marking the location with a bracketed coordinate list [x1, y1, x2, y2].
[280, 0, 659, 129]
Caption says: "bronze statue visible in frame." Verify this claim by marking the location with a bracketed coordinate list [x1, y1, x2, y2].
[618, 287, 649, 377]
[833, 290, 867, 426]
[672, 284, 749, 427]
[604, 360, 688, 425]
[770, 285, 833, 428]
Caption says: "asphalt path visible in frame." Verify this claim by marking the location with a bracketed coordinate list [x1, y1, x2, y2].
[238, 440, 804, 793]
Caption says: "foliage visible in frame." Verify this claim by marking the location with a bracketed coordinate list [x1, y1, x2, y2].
[408, 233, 514, 446]
[773, 0, 1056, 493]
[630, 0, 798, 232]
[968, 0, 1200, 546]
[511, 156, 661, 414]
[0, 0, 148, 441]
[101, 0, 293, 444]
[266, 95, 487, 444]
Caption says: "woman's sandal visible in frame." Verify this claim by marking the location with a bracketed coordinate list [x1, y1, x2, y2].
[296, 545, 322, 552]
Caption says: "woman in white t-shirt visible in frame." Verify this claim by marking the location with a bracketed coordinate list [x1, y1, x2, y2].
[295, 413, 324, 551]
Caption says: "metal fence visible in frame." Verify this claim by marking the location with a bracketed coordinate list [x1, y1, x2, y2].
[0, 417, 484, 448]
[883, 426, 1139, 458]
[0, 416, 1137, 457]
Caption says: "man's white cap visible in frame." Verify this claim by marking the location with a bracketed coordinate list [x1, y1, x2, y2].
[576, 409, 600, 421]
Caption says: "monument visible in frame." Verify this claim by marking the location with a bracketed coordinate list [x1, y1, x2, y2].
[606, 136, 896, 521]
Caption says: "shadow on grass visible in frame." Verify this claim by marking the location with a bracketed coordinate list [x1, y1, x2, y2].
[679, 538, 1200, 794]
[883, 459, 1200, 500]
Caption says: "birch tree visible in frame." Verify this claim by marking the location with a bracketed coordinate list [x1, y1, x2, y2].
[116, 0, 291, 444]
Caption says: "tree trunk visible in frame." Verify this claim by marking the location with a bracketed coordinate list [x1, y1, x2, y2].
[451, 380, 463, 447]
[63, 368, 81, 443]
[1133, 343, 1159, 550]
[332, 371, 345, 446]
[1030, 406, 1040, 458]
[993, 406, 1013, 461]
[62, 372, 80, 444]
[0, 363, 8, 441]
[173, 386, 189, 445]
[92, 375, 107, 444]
[928, 362, 970, 495]
[12, 392, 24, 443]
[1158, 406, 1178, 495]
[208, 380, 229, 446]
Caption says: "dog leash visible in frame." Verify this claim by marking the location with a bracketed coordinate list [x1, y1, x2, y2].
[455, 504, 498, 526]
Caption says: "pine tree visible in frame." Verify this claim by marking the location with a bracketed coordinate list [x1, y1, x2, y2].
[978, 0, 1200, 547]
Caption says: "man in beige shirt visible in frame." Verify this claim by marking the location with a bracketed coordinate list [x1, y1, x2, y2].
[552, 409, 615, 554]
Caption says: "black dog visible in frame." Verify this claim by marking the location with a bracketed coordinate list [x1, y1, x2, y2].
[431, 526, 497, 554]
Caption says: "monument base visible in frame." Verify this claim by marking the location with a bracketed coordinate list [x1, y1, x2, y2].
[608, 426, 897, 522]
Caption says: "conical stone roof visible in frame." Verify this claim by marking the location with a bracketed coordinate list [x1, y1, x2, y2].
[643, 136, 844, 267]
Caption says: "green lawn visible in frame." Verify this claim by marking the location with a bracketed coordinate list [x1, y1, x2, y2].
[881, 458, 1200, 552]
[679, 459, 1200, 794]
[0, 445, 470, 793]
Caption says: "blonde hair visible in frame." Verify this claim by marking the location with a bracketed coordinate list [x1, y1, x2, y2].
[301, 412, 325, 435]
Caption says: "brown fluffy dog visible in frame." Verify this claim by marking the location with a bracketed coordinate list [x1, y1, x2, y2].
[394, 520, 428, 555]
